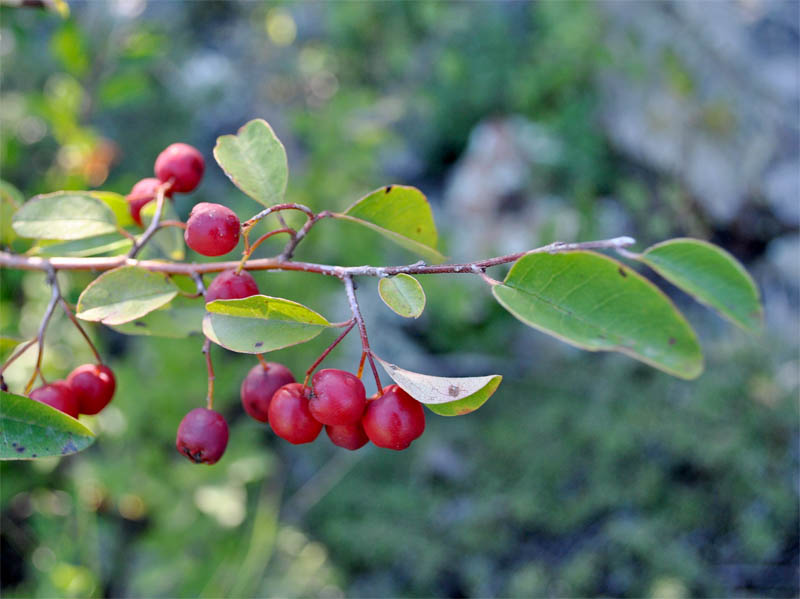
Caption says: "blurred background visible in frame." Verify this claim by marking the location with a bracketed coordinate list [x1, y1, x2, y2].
[0, 1, 798, 597]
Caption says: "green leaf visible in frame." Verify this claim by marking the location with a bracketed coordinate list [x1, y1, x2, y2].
[378, 274, 426, 318]
[213, 119, 288, 206]
[203, 295, 330, 354]
[374, 356, 502, 417]
[76, 266, 178, 325]
[492, 251, 703, 379]
[0, 391, 95, 460]
[637, 238, 763, 333]
[33, 234, 132, 257]
[88, 191, 136, 228]
[138, 201, 185, 261]
[12, 191, 118, 240]
[336, 185, 444, 262]
[111, 296, 205, 338]
[0, 180, 23, 245]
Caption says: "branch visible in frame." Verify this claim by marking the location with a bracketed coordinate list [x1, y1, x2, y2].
[128, 181, 172, 258]
[0, 236, 637, 279]
[343, 276, 383, 394]
[23, 269, 61, 393]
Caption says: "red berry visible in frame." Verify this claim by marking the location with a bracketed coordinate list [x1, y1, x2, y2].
[29, 381, 79, 419]
[362, 385, 425, 450]
[326, 422, 369, 450]
[126, 178, 173, 227]
[154, 143, 204, 193]
[206, 269, 260, 303]
[268, 383, 322, 444]
[309, 369, 366, 426]
[240, 362, 295, 423]
[184, 202, 240, 256]
[66, 363, 116, 415]
[176, 408, 229, 465]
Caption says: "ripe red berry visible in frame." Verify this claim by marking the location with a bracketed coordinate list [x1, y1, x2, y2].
[126, 177, 173, 227]
[206, 269, 260, 303]
[154, 143, 205, 193]
[240, 362, 295, 423]
[326, 422, 369, 450]
[362, 385, 425, 450]
[309, 369, 366, 426]
[184, 202, 240, 256]
[29, 381, 79, 419]
[66, 363, 116, 415]
[268, 383, 322, 444]
[176, 408, 229, 465]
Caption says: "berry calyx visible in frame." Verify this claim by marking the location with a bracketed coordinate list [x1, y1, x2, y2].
[268, 383, 322, 444]
[206, 269, 260, 303]
[361, 385, 425, 450]
[184, 202, 240, 256]
[309, 369, 367, 426]
[176, 408, 229, 465]
[29, 381, 80, 419]
[326, 422, 369, 450]
[240, 362, 295, 423]
[126, 177, 173, 227]
[66, 363, 116, 415]
[154, 143, 204, 193]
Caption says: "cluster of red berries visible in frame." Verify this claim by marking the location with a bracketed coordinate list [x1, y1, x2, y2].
[176, 365, 426, 465]
[29, 364, 116, 419]
[126, 143, 241, 257]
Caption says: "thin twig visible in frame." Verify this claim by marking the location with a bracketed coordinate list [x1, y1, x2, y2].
[280, 211, 332, 260]
[203, 337, 215, 410]
[128, 181, 171, 258]
[60, 299, 103, 363]
[0, 338, 37, 377]
[343, 276, 382, 394]
[24, 269, 61, 394]
[242, 203, 315, 229]
[303, 319, 356, 386]
[236, 227, 294, 273]
[0, 236, 638, 278]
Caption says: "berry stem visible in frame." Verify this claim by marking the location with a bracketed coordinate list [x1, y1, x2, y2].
[242, 203, 315, 230]
[236, 227, 295, 273]
[24, 268, 61, 394]
[302, 319, 356, 387]
[202, 337, 215, 410]
[343, 276, 383, 395]
[356, 352, 367, 379]
[280, 211, 332, 261]
[128, 180, 172, 258]
[256, 354, 270, 369]
[60, 298, 103, 364]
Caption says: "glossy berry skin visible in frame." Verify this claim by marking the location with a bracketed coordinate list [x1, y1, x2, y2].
[154, 143, 204, 193]
[268, 383, 322, 444]
[66, 363, 116, 415]
[176, 408, 229, 465]
[126, 177, 173, 227]
[362, 385, 425, 450]
[29, 381, 79, 419]
[206, 269, 260, 303]
[240, 362, 295, 423]
[309, 369, 367, 426]
[326, 422, 369, 450]
[184, 202, 240, 256]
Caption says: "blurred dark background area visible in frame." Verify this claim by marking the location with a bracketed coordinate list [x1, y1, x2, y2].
[0, 1, 798, 597]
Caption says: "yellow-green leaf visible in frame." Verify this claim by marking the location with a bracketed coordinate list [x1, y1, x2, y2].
[378, 274, 426, 318]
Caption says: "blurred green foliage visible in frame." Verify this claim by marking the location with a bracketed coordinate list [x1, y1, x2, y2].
[0, 2, 796, 598]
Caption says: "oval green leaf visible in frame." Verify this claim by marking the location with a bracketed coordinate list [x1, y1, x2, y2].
[12, 191, 118, 240]
[637, 238, 763, 333]
[203, 295, 331, 354]
[213, 119, 288, 206]
[378, 274, 426, 318]
[33, 233, 132, 257]
[336, 185, 444, 262]
[492, 251, 703, 379]
[76, 266, 178, 325]
[111, 296, 205, 338]
[374, 356, 502, 416]
[0, 391, 95, 460]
